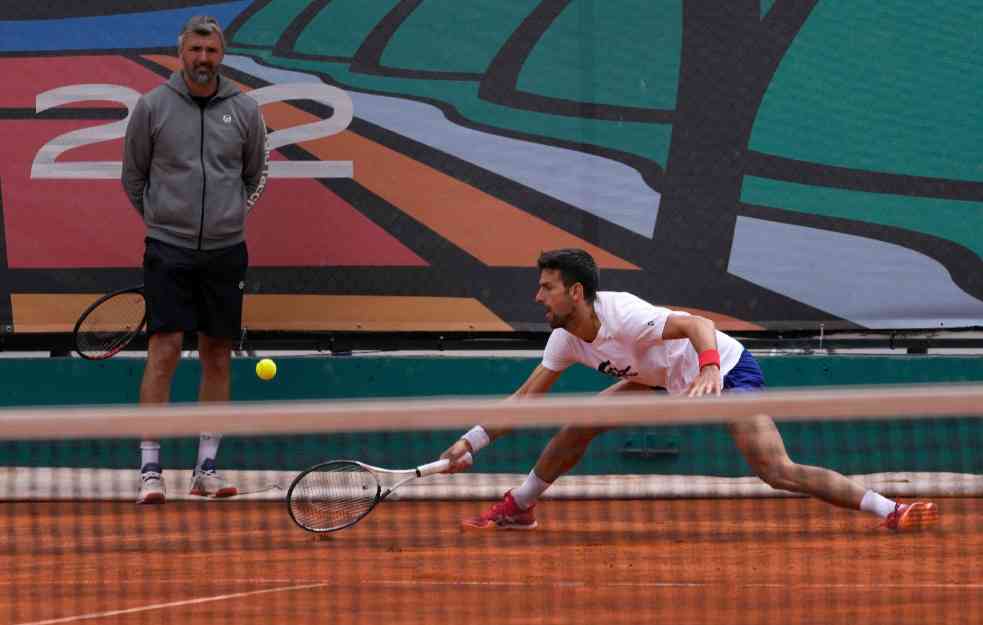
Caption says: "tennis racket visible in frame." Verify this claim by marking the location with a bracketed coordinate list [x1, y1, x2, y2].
[72, 286, 147, 360]
[286, 453, 471, 533]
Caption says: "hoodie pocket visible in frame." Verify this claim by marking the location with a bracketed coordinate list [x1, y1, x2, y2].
[204, 175, 247, 239]
[146, 177, 200, 238]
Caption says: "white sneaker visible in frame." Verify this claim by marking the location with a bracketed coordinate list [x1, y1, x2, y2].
[189, 459, 238, 498]
[137, 465, 166, 504]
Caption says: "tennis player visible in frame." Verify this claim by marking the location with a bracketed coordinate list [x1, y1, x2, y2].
[441, 249, 937, 531]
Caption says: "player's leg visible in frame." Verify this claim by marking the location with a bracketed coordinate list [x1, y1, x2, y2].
[528, 424, 610, 484]
[728, 414, 937, 529]
[137, 239, 196, 504]
[463, 380, 651, 529]
[139, 331, 183, 403]
[140, 239, 196, 404]
[522, 379, 650, 495]
[188, 333, 237, 498]
[136, 331, 182, 504]
[728, 414, 866, 508]
[188, 242, 247, 498]
[197, 333, 233, 402]
[724, 350, 936, 529]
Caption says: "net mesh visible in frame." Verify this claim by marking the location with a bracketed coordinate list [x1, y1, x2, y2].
[2, 386, 982, 625]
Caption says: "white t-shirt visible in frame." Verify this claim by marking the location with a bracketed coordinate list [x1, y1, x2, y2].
[541, 291, 744, 395]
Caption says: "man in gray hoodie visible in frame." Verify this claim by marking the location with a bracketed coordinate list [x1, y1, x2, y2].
[122, 15, 269, 504]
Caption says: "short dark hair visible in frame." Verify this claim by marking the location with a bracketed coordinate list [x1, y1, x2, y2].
[537, 248, 599, 302]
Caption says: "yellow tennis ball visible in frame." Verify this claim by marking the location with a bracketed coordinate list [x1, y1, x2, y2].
[256, 358, 277, 381]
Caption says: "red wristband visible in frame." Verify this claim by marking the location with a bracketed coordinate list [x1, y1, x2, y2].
[698, 349, 720, 369]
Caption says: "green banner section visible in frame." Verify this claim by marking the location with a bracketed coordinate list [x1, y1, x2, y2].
[2, 355, 981, 475]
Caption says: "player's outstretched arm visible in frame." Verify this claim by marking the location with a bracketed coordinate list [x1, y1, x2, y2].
[440, 365, 562, 472]
[663, 314, 723, 397]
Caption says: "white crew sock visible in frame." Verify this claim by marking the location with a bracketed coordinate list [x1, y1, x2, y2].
[196, 433, 222, 470]
[512, 470, 552, 510]
[860, 490, 898, 518]
[140, 441, 160, 470]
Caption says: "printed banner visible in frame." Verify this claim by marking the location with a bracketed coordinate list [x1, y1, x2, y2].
[0, 1, 980, 336]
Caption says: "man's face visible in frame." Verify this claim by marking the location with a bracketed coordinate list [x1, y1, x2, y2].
[535, 269, 577, 329]
[180, 31, 224, 85]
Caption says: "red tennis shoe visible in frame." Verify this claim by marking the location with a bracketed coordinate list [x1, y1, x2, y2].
[462, 491, 537, 530]
[882, 501, 938, 531]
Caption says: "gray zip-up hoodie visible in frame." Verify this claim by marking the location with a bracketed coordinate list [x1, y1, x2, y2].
[122, 71, 268, 250]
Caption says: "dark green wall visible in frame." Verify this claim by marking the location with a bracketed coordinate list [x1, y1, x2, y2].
[2, 355, 980, 475]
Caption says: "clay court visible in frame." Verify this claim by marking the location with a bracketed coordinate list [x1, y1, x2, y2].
[2, 497, 979, 625]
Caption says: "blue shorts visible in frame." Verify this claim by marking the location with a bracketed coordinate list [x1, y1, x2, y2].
[722, 349, 765, 392]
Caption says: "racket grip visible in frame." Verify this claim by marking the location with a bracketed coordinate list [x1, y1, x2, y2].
[416, 452, 472, 477]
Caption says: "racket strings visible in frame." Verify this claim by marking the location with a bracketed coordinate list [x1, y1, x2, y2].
[289, 463, 379, 531]
[76, 292, 145, 357]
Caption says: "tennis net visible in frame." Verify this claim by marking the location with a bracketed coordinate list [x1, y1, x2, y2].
[1, 384, 981, 625]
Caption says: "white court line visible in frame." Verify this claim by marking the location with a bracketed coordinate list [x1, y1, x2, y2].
[12, 578, 982, 625]
[13, 582, 330, 625]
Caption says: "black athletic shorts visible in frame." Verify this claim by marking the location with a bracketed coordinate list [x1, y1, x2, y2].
[143, 237, 248, 340]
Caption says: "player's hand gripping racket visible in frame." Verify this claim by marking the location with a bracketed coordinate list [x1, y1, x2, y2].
[286, 454, 471, 533]
[73, 286, 147, 360]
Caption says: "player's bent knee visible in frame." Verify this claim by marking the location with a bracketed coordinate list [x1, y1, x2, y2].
[751, 458, 798, 491]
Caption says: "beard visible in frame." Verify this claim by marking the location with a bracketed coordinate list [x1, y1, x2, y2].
[545, 309, 570, 329]
[188, 64, 216, 84]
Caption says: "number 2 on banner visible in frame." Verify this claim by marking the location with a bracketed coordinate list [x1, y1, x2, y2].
[248, 83, 353, 179]
[31, 84, 141, 180]
[30, 83, 354, 180]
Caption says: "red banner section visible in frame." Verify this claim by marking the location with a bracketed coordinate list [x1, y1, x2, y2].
[1, 55, 426, 269]
[0, 56, 162, 108]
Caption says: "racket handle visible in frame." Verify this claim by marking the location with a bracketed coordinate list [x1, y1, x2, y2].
[416, 452, 472, 477]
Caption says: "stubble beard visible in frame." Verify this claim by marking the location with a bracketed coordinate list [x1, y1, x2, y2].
[546, 309, 569, 330]
[190, 65, 215, 84]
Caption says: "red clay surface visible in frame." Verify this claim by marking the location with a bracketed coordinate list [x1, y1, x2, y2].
[1, 498, 980, 625]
